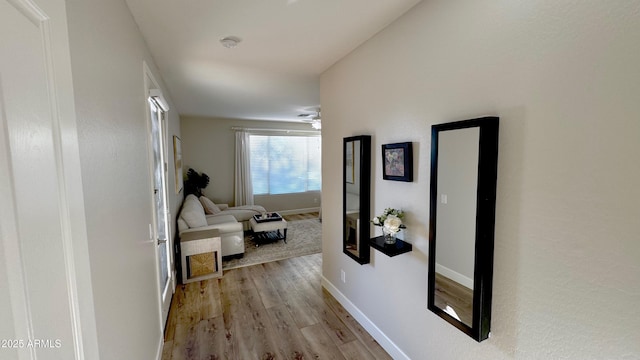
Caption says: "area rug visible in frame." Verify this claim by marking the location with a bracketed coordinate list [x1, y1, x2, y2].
[222, 218, 322, 270]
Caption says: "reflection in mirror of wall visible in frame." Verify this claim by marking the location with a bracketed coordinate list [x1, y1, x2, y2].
[435, 127, 479, 328]
[343, 136, 371, 264]
[428, 117, 499, 342]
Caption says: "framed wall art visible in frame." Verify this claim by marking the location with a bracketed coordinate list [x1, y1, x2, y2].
[345, 140, 354, 184]
[173, 135, 183, 193]
[382, 142, 413, 182]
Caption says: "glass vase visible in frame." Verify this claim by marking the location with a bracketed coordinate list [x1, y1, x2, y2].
[382, 228, 397, 244]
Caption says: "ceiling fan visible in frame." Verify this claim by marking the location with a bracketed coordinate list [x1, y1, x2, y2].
[298, 108, 321, 130]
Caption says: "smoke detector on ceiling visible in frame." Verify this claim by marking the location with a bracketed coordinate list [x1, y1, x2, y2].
[220, 36, 242, 48]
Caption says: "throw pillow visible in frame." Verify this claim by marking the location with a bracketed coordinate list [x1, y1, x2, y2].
[180, 206, 207, 228]
[200, 196, 221, 215]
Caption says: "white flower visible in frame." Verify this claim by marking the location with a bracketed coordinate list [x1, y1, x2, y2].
[372, 208, 407, 231]
[383, 215, 402, 234]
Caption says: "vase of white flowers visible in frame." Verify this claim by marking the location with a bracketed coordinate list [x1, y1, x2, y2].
[372, 208, 406, 244]
[381, 226, 398, 244]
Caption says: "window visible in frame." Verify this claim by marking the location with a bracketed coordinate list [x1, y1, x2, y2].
[249, 134, 321, 195]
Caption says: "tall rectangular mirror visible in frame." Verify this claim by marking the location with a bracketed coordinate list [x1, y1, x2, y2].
[343, 135, 371, 264]
[427, 117, 499, 342]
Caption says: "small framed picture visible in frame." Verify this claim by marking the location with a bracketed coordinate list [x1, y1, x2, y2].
[382, 142, 413, 182]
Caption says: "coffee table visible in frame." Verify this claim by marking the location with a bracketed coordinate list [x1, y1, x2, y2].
[249, 215, 287, 246]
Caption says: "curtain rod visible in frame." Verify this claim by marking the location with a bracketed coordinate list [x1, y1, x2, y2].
[231, 127, 320, 134]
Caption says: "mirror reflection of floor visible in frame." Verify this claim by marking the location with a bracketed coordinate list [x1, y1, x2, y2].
[434, 272, 473, 327]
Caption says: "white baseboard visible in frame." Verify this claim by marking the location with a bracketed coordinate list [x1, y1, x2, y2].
[321, 276, 410, 360]
[157, 272, 177, 360]
[435, 263, 474, 290]
[171, 269, 177, 292]
[155, 339, 163, 360]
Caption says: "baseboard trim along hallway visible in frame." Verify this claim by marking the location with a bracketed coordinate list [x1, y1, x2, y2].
[321, 277, 411, 360]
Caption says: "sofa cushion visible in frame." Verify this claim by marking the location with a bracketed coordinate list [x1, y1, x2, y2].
[177, 217, 189, 234]
[206, 214, 238, 225]
[180, 195, 207, 228]
[216, 208, 262, 222]
[199, 196, 221, 215]
[181, 207, 206, 228]
[204, 214, 243, 233]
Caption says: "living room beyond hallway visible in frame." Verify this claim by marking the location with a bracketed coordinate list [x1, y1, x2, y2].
[221, 212, 322, 271]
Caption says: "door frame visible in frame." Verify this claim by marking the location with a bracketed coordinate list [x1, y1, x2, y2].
[143, 61, 175, 329]
[0, 0, 99, 358]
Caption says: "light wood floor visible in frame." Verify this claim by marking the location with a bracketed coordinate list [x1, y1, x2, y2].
[434, 272, 473, 327]
[162, 254, 390, 359]
[281, 212, 320, 222]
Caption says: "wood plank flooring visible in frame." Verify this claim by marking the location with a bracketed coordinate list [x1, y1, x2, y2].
[281, 212, 320, 222]
[433, 272, 473, 327]
[162, 252, 391, 360]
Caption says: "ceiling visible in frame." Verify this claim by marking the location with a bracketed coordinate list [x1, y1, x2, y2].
[125, 0, 421, 123]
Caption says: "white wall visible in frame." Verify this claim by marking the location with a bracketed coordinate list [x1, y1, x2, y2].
[436, 127, 479, 284]
[66, 0, 181, 358]
[180, 116, 321, 212]
[321, 1, 640, 359]
[2, 0, 101, 358]
[0, 225, 16, 359]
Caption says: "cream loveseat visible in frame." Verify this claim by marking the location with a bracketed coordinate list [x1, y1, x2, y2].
[177, 195, 245, 257]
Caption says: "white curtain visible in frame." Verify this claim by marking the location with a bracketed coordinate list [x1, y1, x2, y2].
[234, 131, 254, 205]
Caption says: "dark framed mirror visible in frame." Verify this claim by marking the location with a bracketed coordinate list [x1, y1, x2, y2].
[427, 117, 499, 342]
[343, 135, 371, 264]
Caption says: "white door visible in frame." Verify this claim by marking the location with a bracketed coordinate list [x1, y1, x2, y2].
[0, 0, 98, 359]
[148, 92, 172, 326]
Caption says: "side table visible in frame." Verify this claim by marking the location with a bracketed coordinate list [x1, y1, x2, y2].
[180, 228, 222, 284]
